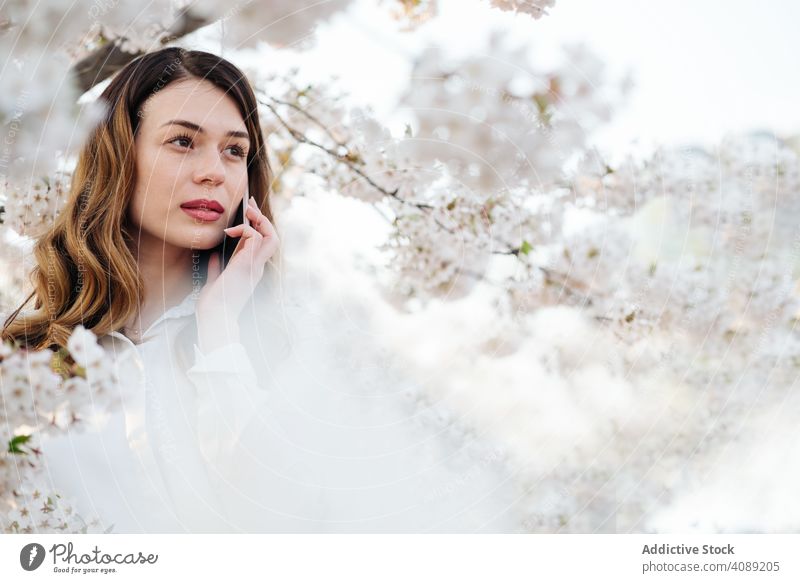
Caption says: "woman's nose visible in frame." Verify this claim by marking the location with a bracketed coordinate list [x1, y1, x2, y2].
[192, 148, 225, 186]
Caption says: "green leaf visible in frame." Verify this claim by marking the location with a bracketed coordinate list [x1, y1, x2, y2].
[532, 93, 550, 116]
[8, 434, 32, 455]
[51, 347, 73, 379]
[519, 240, 533, 256]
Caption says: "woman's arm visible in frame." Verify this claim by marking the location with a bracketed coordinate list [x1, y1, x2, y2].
[185, 338, 269, 465]
[189, 197, 279, 466]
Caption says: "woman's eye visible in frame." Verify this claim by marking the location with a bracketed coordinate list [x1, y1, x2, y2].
[226, 145, 247, 158]
[168, 135, 246, 158]
[169, 136, 192, 148]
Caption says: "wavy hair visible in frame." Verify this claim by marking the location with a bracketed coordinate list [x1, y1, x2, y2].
[2, 47, 275, 354]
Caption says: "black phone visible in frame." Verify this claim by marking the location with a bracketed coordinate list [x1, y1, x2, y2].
[220, 187, 250, 271]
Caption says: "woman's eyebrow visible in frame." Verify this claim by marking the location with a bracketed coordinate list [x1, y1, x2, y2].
[160, 119, 250, 140]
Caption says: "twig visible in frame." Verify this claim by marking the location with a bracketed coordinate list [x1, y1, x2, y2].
[261, 97, 450, 231]
[71, 8, 209, 93]
[268, 96, 349, 149]
[260, 92, 594, 305]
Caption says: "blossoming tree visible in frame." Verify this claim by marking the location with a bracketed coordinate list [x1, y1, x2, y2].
[2, 0, 798, 532]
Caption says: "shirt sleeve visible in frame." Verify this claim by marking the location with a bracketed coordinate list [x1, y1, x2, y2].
[185, 341, 269, 465]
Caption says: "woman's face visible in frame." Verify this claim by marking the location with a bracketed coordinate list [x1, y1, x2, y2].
[129, 78, 250, 251]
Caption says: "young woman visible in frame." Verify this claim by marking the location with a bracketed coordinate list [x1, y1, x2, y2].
[2, 47, 524, 533]
[2, 47, 283, 532]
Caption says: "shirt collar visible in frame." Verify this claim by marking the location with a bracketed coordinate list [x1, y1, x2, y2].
[157, 288, 199, 323]
[104, 288, 199, 348]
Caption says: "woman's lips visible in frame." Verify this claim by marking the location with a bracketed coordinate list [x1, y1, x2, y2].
[181, 207, 222, 222]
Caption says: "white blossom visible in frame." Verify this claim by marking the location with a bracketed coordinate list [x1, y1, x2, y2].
[66, 325, 105, 369]
[190, 0, 354, 49]
[2, 474, 108, 534]
[1, 173, 71, 238]
[1, 0, 797, 533]
[399, 37, 621, 194]
[487, 0, 555, 19]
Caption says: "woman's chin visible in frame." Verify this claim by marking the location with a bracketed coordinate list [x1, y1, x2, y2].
[188, 242, 222, 252]
[181, 234, 225, 251]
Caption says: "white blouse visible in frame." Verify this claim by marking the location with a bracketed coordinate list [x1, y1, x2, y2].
[38, 290, 264, 532]
[38, 288, 526, 533]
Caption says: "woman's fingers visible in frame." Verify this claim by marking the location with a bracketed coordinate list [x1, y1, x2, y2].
[245, 202, 276, 239]
[223, 224, 244, 237]
[223, 200, 279, 266]
[242, 202, 280, 262]
[224, 223, 262, 241]
[237, 226, 264, 252]
[226, 203, 274, 239]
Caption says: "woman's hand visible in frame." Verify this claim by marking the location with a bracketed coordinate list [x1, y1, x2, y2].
[195, 198, 279, 353]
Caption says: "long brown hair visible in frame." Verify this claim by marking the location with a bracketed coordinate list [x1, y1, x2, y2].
[2, 47, 275, 353]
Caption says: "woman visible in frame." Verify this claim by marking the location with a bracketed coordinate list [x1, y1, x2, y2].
[3, 46, 283, 532]
[2, 47, 524, 533]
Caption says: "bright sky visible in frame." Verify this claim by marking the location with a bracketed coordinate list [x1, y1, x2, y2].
[538, 0, 800, 154]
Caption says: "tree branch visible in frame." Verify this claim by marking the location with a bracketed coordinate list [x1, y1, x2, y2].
[71, 8, 209, 94]
[257, 93, 594, 305]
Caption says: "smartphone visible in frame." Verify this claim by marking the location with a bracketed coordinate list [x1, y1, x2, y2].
[242, 185, 251, 229]
[220, 186, 250, 270]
